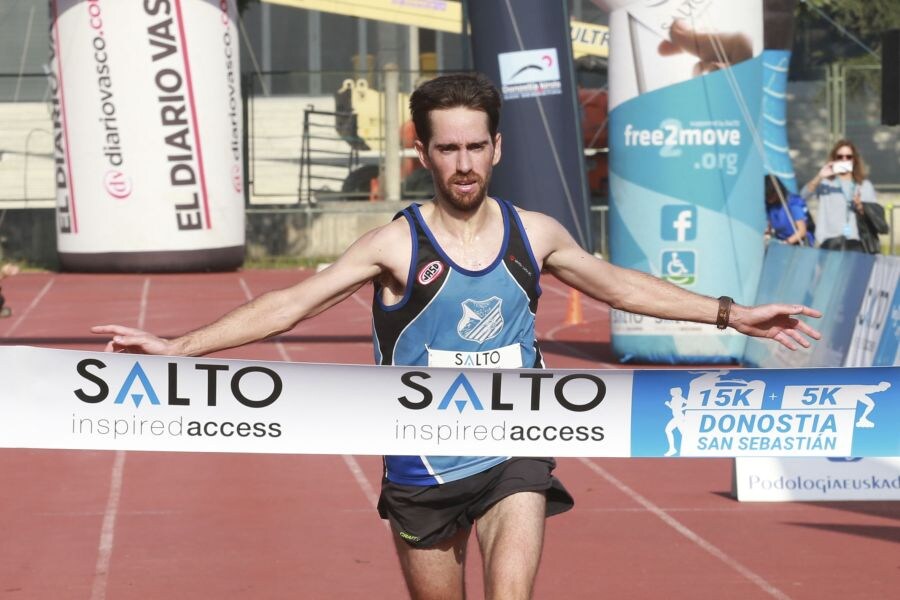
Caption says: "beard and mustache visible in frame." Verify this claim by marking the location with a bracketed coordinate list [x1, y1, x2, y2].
[433, 171, 491, 212]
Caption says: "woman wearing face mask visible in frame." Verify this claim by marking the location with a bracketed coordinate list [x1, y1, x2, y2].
[802, 139, 880, 252]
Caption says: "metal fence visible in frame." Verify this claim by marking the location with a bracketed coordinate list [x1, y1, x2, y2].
[0, 73, 55, 209]
[0, 67, 897, 257]
[243, 68, 431, 206]
[826, 63, 899, 192]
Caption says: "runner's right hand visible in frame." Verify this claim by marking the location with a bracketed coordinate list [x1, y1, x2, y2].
[91, 325, 174, 355]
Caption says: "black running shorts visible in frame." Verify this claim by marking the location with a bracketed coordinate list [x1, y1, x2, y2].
[377, 457, 574, 548]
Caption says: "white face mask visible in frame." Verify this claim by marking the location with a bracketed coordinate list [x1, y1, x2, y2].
[833, 160, 853, 174]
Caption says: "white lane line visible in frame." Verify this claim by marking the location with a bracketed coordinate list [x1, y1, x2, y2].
[540, 282, 579, 298]
[90, 450, 127, 600]
[270, 298, 387, 530]
[539, 281, 610, 359]
[541, 311, 618, 368]
[542, 323, 605, 363]
[238, 277, 291, 362]
[344, 291, 388, 529]
[540, 282, 610, 314]
[340, 454, 380, 506]
[90, 277, 148, 599]
[578, 458, 792, 600]
[573, 506, 808, 514]
[341, 455, 388, 531]
[4, 277, 55, 337]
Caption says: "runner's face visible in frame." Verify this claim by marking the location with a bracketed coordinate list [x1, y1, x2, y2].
[416, 107, 501, 212]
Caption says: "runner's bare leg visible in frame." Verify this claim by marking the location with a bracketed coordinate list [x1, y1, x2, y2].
[476, 491, 546, 600]
[393, 527, 469, 600]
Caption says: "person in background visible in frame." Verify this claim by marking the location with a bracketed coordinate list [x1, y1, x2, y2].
[802, 139, 878, 252]
[0, 262, 20, 317]
[764, 175, 814, 246]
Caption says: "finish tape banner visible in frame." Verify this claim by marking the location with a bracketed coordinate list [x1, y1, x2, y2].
[49, 0, 244, 271]
[1, 347, 898, 458]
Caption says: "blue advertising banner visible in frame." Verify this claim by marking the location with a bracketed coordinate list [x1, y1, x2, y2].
[743, 244, 876, 368]
[848, 255, 900, 367]
[738, 245, 899, 503]
[874, 273, 900, 365]
[605, 0, 768, 363]
[631, 367, 897, 458]
[468, 0, 593, 250]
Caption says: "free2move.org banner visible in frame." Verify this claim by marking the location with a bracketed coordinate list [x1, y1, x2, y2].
[601, 0, 774, 363]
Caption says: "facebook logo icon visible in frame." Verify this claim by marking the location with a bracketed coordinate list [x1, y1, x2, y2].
[661, 205, 697, 241]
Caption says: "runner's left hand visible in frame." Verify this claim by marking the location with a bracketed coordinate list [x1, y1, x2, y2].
[729, 304, 822, 350]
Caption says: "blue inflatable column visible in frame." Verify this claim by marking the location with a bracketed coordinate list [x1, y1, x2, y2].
[604, 0, 769, 363]
[762, 0, 799, 190]
[468, 0, 593, 250]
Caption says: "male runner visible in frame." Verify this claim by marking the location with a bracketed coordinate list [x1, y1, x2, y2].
[94, 73, 821, 600]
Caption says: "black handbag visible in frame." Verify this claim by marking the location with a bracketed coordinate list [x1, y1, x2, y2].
[858, 202, 889, 254]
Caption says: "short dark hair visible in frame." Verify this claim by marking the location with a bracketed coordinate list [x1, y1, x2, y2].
[409, 73, 501, 147]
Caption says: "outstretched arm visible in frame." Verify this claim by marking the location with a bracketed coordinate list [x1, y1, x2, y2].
[527, 212, 821, 350]
[92, 223, 404, 356]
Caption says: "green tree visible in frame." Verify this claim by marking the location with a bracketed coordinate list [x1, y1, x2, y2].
[800, 0, 900, 50]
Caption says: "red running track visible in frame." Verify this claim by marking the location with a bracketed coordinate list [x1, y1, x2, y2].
[0, 270, 897, 599]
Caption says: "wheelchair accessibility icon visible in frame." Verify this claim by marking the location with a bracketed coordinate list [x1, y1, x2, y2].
[661, 250, 696, 285]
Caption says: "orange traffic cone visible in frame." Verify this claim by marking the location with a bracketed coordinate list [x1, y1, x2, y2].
[565, 289, 583, 325]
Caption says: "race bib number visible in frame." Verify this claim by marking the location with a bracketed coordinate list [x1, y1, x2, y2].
[427, 343, 523, 369]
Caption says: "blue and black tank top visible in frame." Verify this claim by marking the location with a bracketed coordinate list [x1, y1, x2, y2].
[372, 198, 543, 485]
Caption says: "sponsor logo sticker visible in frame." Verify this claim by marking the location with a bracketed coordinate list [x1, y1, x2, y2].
[497, 48, 562, 100]
[417, 260, 444, 285]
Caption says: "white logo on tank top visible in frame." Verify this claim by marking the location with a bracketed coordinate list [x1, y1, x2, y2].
[457, 297, 504, 343]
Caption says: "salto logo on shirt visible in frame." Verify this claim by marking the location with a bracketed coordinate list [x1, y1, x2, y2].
[661, 205, 697, 241]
